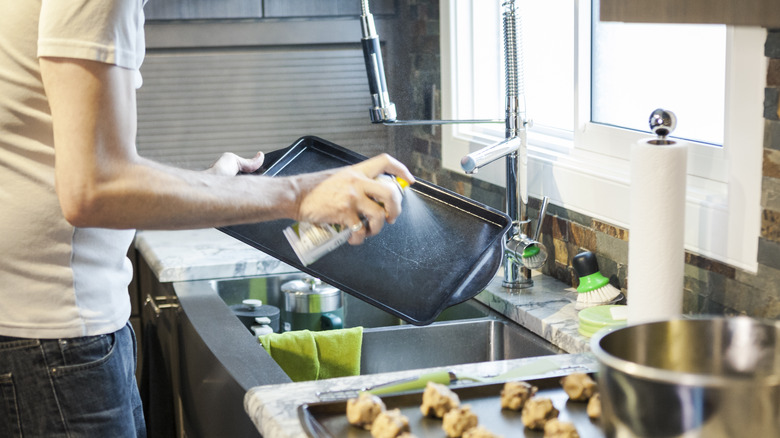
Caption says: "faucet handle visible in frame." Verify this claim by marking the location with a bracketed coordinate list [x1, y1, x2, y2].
[518, 196, 550, 270]
[531, 196, 549, 242]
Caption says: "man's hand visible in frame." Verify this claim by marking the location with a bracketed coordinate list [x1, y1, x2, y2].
[205, 151, 265, 176]
[294, 154, 415, 245]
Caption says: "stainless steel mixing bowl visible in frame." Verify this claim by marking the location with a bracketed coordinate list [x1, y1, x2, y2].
[591, 317, 780, 438]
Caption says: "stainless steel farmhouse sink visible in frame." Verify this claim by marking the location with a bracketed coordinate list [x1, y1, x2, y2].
[360, 319, 563, 374]
[158, 274, 563, 437]
[213, 274, 563, 374]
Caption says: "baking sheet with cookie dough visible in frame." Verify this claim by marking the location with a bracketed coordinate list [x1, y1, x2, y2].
[298, 375, 605, 437]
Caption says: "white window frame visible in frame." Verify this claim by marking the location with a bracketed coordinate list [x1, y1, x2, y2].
[440, 0, 766, 272]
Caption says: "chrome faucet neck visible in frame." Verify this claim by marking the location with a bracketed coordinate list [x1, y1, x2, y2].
[460, 0, 543, 289]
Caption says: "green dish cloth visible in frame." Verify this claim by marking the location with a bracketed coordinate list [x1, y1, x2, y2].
[258, 327, 363, 382]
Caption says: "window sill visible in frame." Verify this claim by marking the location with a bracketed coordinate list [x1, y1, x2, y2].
[442, 125, 759, 272]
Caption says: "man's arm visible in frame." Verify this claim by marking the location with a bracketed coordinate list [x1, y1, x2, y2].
[40, 57, 413, 242]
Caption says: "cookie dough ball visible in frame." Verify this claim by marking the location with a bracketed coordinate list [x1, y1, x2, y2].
[420, 382, 460, 418]
[462, 425, 502, 438]
[543, 419, 580, 438]
[521, 397, 559, 430]
[442, 405, 478, 438]
[586, 392, 601, 419]
[500, 381, 537, 411]
[370, 409, 410, 438]
[347, 392, 386, 430]
[560, 373, 597, 402]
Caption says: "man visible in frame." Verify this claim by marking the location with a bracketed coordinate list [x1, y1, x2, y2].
[0, 1, 413, 436]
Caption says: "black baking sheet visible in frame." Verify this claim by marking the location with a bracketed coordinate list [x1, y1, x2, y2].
[218, 136, 511, 325]
[298, 375, 605, 438]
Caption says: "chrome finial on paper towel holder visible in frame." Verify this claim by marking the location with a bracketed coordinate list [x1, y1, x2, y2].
[649, 108, 677, 142]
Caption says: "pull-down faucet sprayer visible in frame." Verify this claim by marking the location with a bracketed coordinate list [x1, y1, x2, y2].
[359, 0, 547, 289]
[359, 0, 397, 124]
[359, 0, 502, 126]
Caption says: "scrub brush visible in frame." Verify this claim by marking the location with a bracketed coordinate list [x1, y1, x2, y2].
[572, 251, 623, 310]
[521, 244, 546, 270]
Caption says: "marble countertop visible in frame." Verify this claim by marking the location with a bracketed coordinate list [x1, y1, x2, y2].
[475, 275, 592, 355]
[135, 228, 299, 282]
[135, 229, 597, 437]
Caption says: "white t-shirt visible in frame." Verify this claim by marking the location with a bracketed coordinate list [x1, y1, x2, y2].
[0, 0, 146, 338]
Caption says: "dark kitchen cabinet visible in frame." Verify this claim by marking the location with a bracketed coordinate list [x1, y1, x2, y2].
[138, 0, 402, 170]
[264, 0, 394, 18]
[143, 0, 262, 20]
[144, 0, 395, 20]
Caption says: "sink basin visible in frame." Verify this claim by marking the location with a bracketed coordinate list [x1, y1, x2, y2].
[213, 274, 493, 328]
[360, 319, 563, 375]
[210, 274, 563, 375]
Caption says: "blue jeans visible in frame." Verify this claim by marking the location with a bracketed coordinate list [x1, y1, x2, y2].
[0, 323, 146, 437]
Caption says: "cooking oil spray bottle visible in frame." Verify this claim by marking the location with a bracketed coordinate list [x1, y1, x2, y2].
[283, 175, 410, 266]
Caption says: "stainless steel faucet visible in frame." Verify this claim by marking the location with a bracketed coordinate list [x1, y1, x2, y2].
[360, 0, 548, 289]
[460, 0, 549, 289]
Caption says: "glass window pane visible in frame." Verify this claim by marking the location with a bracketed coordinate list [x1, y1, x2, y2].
[591, 8, 726, 145]
[468, 1, 575, 136]
[522, 1, 575, 133]
[471, 1, 503, 119]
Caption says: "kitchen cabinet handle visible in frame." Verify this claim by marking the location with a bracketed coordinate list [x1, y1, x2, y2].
[145, 294, 180, 317]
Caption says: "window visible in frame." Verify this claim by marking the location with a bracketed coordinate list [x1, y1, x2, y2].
[591, 22, 726, 146]
[441, 0, 766, 271]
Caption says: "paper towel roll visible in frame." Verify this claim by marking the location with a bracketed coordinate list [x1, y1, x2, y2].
[627, 138, 688, 325]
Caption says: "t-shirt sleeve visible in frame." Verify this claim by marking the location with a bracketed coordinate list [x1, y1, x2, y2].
[37, 0, 145, 84]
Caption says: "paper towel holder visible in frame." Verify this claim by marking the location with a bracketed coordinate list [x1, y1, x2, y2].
[648, 108, 677, 145]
